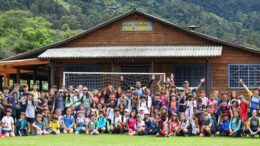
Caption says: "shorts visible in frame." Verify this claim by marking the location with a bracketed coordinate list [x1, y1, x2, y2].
[26, 117, 35, 123]
[2, 130, 13, 134]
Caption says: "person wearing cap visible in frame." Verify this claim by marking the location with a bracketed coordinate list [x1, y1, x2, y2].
[1, 108, 15, 137]
[151, 92, 162, 116]
[139, 95, 148, 114]
[86, 114, 99, 135]
[120, 74, 155, 96]
[144, 110, 156, 135]
[185, 93, 197, 119]
[240, 79, 260, 116]
[200, 112, 213, 136]
[183, 78, 205, 94]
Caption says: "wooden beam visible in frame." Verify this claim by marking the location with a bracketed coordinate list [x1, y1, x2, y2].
[3, 65, 7, 86]
[49, 61, 54, 88]
[16, 67, 20, 84]
[206, 58, 211, 97]
[111, 60, 115, 72]
[0, 58, 48, 67]
[151, 60, 154, 72]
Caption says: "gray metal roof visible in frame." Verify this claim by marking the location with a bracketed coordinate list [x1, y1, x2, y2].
[38, 46, 222, 59]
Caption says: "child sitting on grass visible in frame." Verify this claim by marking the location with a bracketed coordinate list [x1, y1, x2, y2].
[245, 110, 260, 138]
[169, 113, 180, 136]
[49, 114, 60, 134]
[219, 114, 230, 136]
[136, 114, 145, 135]
[1, 109, 15, 137]
[86, 114, 99, 135]
[61, 108, 74, 134]
[97, 110, 107, 133]
[128, 111, 137, 136]
[16, 112, 28, 136]
[200, 112, 213, 137]
[75, 111, 85, 134]
[33, 114, 48, 135]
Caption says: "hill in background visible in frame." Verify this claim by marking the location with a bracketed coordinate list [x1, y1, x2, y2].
[0, 0, 259, 59]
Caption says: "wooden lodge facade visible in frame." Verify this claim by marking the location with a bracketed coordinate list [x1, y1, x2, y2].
[1, 9, 260, 95]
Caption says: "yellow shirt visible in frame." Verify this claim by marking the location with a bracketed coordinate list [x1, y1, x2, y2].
[50, 121, 60, 131]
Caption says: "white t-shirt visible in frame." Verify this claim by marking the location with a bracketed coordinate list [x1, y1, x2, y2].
[200, 97, 208, 106]
[137, 120, 145, 129]
[1, 116, 14, 131]
[114, 115, 122, 128]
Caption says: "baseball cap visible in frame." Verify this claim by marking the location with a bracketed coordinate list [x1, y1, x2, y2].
[124, 109, 130, 113]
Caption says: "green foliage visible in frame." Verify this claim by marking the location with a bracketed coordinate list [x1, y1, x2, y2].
[0, 0, 259, 59]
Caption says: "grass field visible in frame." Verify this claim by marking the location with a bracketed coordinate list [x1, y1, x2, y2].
[0, 134, 260, 146]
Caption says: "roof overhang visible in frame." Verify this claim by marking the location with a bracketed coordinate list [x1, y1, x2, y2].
[38, 46, 223, 59]
[0, 58, 49, 75]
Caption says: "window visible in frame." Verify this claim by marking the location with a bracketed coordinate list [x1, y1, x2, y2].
[174, 64, 206, 87]
[228, 64, 260, 88]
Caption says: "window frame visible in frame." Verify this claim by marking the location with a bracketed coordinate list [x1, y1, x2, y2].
[228, 64, 260, 89]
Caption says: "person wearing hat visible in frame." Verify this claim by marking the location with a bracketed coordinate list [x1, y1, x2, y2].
[183, 78, 205, 94]
[151, 92, 162, 116]
[185, 93, 196, 119]
[200, 112, 213, 136]
[81, 88, 92, 111]
[240, 79, 260, 116]
[120, 74, 155, 96]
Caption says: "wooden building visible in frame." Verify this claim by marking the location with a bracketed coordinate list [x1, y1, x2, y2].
[1, 9, 260, 95]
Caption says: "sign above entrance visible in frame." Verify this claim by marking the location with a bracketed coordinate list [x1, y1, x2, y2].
[121, 20, 153, 32]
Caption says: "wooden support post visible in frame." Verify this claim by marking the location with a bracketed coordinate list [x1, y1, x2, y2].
[151, 61, 154, 72]
[16, 67, 20, 84]
[39, 80, 43, 91]
[49, 61, 54, 88]
[27, 80, 31, 90]
[0, 76, 2, 90]
[33, 70, 36, 83]
[206, 58, 211, 97]
[3, 65, 7, 86]
[111, 60, 115, 72]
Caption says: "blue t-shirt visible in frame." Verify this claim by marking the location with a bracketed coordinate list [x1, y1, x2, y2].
[62, 115, 75, 128]
[250, 95, 260, 110]
[220, 120, 230, 131]
[35, 121, 44, 130]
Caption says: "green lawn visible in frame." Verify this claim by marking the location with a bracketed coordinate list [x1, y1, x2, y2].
[0, 134, 259, 146]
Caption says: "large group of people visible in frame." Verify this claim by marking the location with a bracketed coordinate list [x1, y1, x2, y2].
[0, 74, 260, 139]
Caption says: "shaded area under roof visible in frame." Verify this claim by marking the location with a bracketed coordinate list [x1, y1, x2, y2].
[38, 46, 223, 59]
